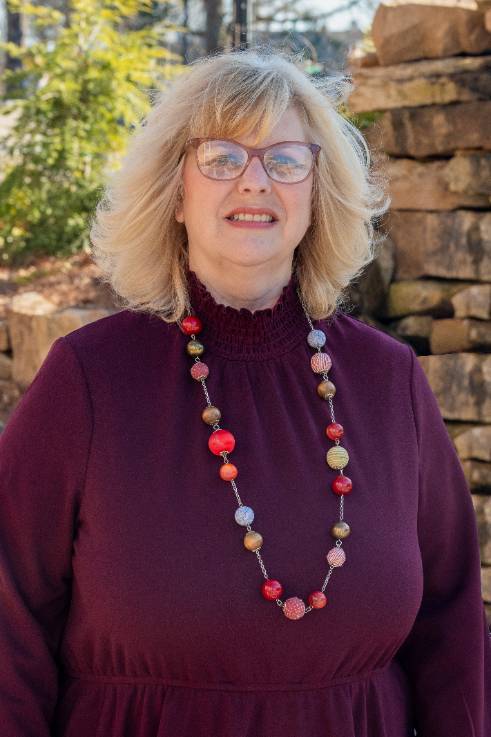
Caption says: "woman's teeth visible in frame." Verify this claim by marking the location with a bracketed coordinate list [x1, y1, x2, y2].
[229, 213, 274, 222]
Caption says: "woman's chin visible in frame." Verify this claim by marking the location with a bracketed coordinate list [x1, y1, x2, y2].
[219, 244, 283, 268]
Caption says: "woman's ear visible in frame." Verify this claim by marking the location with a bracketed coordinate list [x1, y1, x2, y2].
[175, 206, 184, 224]
[175, 184, 185, 223]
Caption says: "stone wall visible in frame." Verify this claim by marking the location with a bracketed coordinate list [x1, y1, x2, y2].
[348, 0, 491, 623]
[0, 289, 114, 427]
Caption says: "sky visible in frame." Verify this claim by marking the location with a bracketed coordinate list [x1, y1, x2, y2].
[243, 0, 377, 38]
[252, 0, 377, 32]
[320, 2, 376, 31]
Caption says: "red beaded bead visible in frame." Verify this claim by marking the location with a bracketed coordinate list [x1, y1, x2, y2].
[283, 596, 306, 620]
[331, 475, 353, 495]
[308, 591, 327, 609]
[261, 579, 283, 601]
[208, 429, 236, 455]
[311, 352, 332, 374]
[326, 422, 344, 441]
[219, 462, 238, 481]
[181, 315, 203, 335]
[190, 361, 209, 380]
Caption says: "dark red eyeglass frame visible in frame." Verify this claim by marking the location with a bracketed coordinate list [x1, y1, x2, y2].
[184, 137, 321, 183]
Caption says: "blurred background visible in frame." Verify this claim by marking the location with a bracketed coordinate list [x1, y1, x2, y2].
[0, 0, 490, 621]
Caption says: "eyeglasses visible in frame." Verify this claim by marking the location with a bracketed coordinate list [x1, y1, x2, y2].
[185, 138, 321, 184]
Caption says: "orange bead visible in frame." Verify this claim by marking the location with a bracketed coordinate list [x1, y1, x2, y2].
[308, 590, 327, 609]
[219, 463, 238, 481]
[244, 531, 263, 551]
[326, 422, 344, 440]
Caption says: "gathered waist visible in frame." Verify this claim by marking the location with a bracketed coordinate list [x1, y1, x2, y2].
[63, 662, 395, 692]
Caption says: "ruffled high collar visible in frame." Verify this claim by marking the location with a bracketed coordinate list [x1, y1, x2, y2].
[185, 266, 309, 360]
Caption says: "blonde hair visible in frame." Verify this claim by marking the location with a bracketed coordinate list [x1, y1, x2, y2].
[89, 46, 389, 322]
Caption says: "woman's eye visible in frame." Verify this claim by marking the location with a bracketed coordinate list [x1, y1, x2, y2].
[207, 155, 239, 166]
[270, 157, 302, 169]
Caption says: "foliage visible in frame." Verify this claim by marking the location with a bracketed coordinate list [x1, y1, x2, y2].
[342, 25, 382, 130]
[0, 0, 185, 265]
[342, 106, 383, 131]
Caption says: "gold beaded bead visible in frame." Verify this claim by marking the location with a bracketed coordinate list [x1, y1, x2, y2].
[186, 339, 204, 357]
[244, 531, 263, 551]
[201, 405, 221, 425]
[317, 380, 336, 399]
[326, 446, 349, 469]
[331, 521, 351, 539]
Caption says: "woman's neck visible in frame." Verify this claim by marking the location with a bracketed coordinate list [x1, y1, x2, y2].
[187, 259, 294, 313]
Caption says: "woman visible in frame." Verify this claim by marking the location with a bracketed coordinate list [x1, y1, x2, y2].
[0, 48, 489, 737]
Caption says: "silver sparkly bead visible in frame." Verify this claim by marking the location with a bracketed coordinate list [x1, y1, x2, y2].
[307, 329, 326, 349]
[235, 505, 254, 526]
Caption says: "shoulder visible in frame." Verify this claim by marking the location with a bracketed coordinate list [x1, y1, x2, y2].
[60, 308, 172, 356]
[52, 309, 177, 388]
[328, 309, 413, 366]
[326, 311, 419, 424]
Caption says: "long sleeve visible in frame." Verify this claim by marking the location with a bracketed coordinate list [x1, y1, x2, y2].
[0, 336, 92, 736]
[396, 345, 491, 736]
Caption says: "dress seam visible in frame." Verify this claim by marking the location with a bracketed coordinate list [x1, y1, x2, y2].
[58, 336, 95, 513]
[63, 662, 392, 691]
[406, 344, 421, 540]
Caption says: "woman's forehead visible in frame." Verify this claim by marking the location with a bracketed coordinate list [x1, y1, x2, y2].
[190, 105, 309, 146]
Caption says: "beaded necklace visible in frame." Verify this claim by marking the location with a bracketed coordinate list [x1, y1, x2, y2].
[179, 285, 352, 621]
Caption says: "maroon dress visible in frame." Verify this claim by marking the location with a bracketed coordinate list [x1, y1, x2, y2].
[0, 266, 490, 737]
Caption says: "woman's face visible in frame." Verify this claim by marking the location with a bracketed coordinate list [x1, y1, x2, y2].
[175, 106, 314, 275]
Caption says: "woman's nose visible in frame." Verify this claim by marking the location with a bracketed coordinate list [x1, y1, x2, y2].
[236, 155, 272, 193]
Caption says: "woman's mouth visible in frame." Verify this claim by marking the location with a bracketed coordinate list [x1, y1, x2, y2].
[225, 213, 278, 228]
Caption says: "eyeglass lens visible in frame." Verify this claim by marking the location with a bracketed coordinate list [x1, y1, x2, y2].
[195, 140, 314, 183]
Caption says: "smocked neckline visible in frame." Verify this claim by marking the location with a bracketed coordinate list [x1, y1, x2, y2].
[185, 266, 309, 360]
